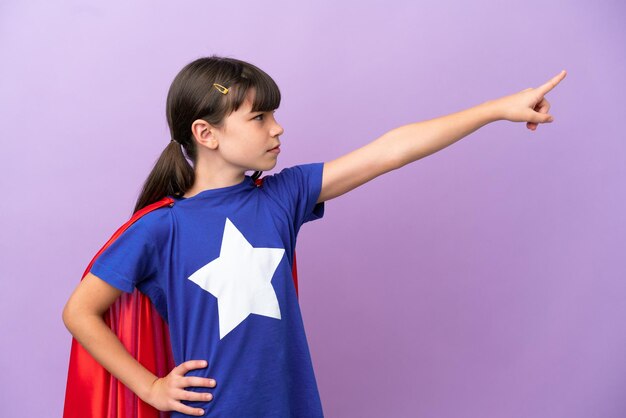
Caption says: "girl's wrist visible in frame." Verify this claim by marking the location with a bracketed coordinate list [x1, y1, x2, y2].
[480, 99, 504, 122]
[135, 374, 160, 404]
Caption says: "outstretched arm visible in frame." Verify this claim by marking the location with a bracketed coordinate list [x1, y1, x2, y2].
[317, 70, 567, 204]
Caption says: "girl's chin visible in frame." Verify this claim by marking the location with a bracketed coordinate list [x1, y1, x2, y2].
[264, 158, 279, 168]
[249, 161, 277, 173]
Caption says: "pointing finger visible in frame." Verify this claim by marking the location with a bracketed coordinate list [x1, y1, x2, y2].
[537, 70, 567, 96]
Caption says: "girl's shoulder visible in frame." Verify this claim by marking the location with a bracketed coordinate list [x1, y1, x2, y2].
[128, 204, 174, 243]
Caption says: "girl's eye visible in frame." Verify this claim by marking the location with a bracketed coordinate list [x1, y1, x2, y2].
[253, 110, 277, 121]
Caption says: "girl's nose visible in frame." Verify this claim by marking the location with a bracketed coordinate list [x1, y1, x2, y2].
[272, 122, 284, 137]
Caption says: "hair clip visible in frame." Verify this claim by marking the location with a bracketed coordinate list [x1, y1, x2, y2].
[213, 83, 229, 94]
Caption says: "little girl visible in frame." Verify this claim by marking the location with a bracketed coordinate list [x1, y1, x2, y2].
[63, 55, 566, 417]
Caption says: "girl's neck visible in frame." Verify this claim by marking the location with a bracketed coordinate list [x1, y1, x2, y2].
[182, 171, 247, 199]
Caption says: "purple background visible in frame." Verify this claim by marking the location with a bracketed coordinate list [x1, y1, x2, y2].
[1, 1, 625, 417]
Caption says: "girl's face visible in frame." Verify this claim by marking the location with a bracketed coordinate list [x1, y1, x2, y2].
[207, 88, 284, 173]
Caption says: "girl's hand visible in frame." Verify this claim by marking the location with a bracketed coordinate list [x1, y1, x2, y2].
[491, 70, 567, 131]
[145, 360, 217, 416]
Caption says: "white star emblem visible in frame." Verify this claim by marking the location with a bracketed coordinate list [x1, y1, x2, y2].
[188, 218, 285, 340]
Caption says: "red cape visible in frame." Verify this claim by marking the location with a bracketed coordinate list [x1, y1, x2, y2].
[64, 178, 301, 418]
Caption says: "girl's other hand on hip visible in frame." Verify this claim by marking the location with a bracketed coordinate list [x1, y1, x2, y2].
[145, 359, 216, 416]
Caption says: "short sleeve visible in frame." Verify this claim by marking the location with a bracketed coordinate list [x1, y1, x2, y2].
[89, 220, 158, 293]
[261, 162, 326, 231]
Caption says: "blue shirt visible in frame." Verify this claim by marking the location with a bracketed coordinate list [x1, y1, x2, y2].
[90, 162, 326, 418]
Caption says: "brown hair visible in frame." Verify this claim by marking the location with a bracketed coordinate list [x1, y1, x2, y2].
[132, 55, 282, 214]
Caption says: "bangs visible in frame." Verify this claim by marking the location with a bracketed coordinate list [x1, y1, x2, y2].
[218, 59, 282, 116]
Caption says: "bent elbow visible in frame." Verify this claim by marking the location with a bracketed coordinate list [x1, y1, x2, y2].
[62, 300, 74, 332]
[62, 297, 82, 335]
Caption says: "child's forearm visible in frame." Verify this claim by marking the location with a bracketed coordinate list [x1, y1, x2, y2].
[65, 313, 158, 402]
[384, 100, 501, 168]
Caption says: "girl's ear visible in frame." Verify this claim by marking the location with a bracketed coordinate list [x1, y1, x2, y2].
[191, 119, 219, 150]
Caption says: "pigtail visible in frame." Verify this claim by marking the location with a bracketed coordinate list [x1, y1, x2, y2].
[132, 140, 194, 214]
